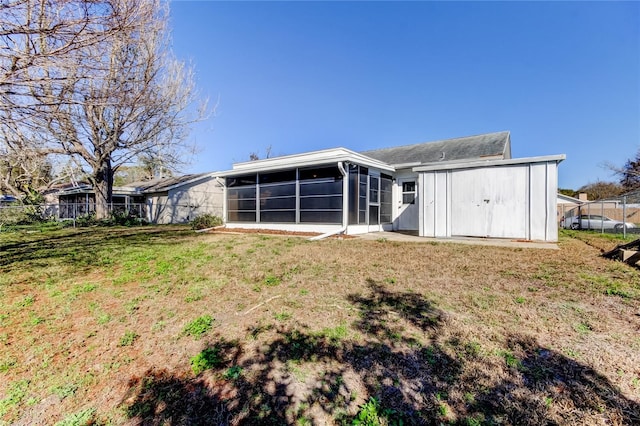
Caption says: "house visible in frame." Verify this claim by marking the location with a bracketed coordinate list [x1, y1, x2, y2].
[53, 173, 223, 224]
[557, 193, 586, 224]
[215, 131, 565, 242]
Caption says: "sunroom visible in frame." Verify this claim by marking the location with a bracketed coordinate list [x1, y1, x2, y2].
[219, 148, 395, 235]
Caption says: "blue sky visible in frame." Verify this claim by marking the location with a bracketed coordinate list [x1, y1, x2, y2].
[169, 1, 639, 190]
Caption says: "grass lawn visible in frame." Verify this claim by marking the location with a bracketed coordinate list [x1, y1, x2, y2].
[0, 225, 639, 425]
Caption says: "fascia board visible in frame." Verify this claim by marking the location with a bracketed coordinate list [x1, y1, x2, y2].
[557, 193, 583, 204]
[155, 173, 217, 193]
[413, 154, 566, 172]
[225, 148, 394, 175]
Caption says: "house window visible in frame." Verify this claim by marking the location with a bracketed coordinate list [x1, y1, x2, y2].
[227, 174, 257, 222]
[260, 182, 296, 223]
[359, 167, 368, 223]
[369, 175, 379, 225]
[380, 174, 393, 223]
[369, 176, 379, 204]
[225, 165, 343, 224]
[402, 181, 416, 204]
[299, 166, 343, 224]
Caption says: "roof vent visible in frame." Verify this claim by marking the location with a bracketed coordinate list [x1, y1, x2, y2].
[439, 152, 446, 161]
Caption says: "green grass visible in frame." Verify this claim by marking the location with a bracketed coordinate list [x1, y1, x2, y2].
[0, 380, 29, 417]
[54, 408, 95, 426]
[223, 365, 243, 380]
[190, 347, 222, 375]
[1, 226, 639, 425]
[264, 274, 281, 287]
[118, 331, 139, 347]
[182, 315, 214, 339]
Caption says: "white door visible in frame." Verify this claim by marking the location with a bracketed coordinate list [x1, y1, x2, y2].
[450, 167, 527, 238]
[397, 179, 418, 231]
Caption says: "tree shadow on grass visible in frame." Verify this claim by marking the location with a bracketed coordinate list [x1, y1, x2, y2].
[0, 226, 193, 269]
[120, 280, 640, 425]
[468, 334, 640, 425]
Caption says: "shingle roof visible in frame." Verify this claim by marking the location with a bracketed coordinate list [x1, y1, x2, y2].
[127, 173, 210, 193]
[360, 131, 511, 166]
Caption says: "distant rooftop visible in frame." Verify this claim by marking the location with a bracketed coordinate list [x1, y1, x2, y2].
[361, 131, 511, 166]
[126, 173, 211, 193]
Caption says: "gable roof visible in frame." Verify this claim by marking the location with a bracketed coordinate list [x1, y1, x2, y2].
[557, 193, 584, 204]
[126, 173, 212, 193]
[54, 173, 214, 196]
[360, 131, 511, 167]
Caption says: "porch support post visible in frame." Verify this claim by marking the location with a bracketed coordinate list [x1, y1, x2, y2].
[338, 162, 349, 232]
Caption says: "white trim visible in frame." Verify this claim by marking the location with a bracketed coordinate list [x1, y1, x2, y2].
[218, 148, 395, 176]
[412, 154, 565, 172]
[158, 173, 217, 192]
[557, 193, 583, 204]
[225, 222, 342, 234]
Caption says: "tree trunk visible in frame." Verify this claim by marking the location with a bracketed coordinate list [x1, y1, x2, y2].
[93, 159, 113, 220]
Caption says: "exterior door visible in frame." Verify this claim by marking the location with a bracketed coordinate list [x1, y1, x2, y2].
[450, 167, 527, 238]
[397, 178, 418, 231]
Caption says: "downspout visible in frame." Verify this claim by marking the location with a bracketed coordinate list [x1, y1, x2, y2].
[308, 161, 348, 241]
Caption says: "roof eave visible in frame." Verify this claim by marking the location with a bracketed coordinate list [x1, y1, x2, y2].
[146, 173, 217, 193]
[220, 148, 394, 176]
[413, 154, 566, 172]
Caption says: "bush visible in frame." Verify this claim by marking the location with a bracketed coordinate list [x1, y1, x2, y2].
[108, 211, 147, 227]
[74, 213, 99, 227]
[72, 212, 147, 228]
[190, 214, 223, 230]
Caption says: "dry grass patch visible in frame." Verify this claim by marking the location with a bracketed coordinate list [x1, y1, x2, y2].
[0, 226, 638, 424]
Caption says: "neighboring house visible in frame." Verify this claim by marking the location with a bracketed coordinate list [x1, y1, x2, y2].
[54, 173, 223, 224]
[557, 193, 585, 224]
[563, 189, 640, 225]
[136, 174, 224, 224]
[214, 131, 565, 242]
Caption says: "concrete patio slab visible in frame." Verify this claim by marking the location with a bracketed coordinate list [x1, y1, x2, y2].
[355, 231, 559, 250]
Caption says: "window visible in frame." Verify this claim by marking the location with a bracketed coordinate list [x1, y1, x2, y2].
[259, 170, 296, 184]
[402, 181, 416, 204]
[359, 168, 368, 223]
[226, 166, 343, 224]
[260, 182, 296, 223]
[369, 176, 379, 204]
[227, 174, 257, 187]
[380, 175, 393, 223]
[227, 186, 257, 222]
[299, 166, 343, 224]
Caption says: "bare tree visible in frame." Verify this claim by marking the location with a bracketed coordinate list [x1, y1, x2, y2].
[0, 120, 59, 200]
[618, 151, 640, 191]
[1, 0, 136, 113]
[2, 0, 207, 218]
[248, 144, 273, 161]
[578, 181, 624, 201]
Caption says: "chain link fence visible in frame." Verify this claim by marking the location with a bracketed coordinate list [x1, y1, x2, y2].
[559, 192, 640, 238]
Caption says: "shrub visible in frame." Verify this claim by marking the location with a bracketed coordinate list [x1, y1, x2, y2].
[108, 211, 147, 227]
[74, 213, 99, 227]
[190, 214, 223, 230]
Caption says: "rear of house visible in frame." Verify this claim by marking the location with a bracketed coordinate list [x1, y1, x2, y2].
[216, 131, 564, 242]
